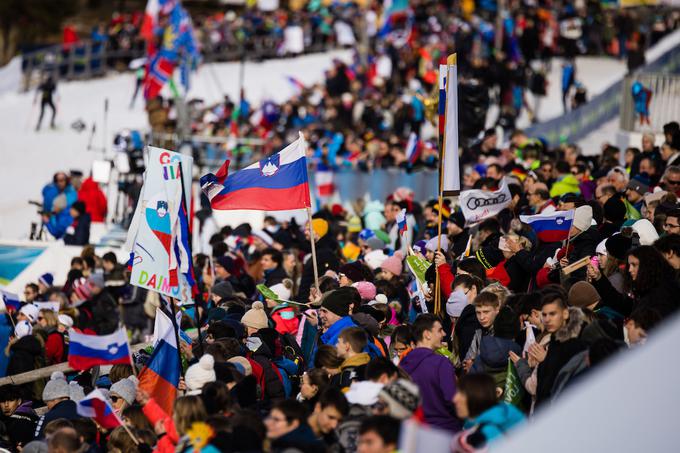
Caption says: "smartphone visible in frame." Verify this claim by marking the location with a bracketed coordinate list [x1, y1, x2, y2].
[498, 236, 509, 252]
[590, 256, 599, 268]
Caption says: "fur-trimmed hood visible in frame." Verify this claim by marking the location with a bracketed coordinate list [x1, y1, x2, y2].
[554, 307, 588, 343]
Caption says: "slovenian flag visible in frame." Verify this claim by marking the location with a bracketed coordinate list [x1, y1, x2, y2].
[397, 208, 408, 236]
[200, 132, 311, 211]
[438, 64, 447, 137]
[68, 328, 132, 371]
[314, 163, 335, 205]
[77, 389, 123, 429]
[519, 210, 575, 243]
[138, 309, 181, 414]
[0, 290, 21, 313]
[286, 76, 305, 94]
[405, 132, 422, 165]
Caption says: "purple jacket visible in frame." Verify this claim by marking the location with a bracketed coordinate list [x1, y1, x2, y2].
[400, 347, 461, 432]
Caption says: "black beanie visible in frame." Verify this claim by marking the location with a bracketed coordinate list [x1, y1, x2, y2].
[603, 197, 626, 224]
[321, 289, 352, 317]
[339, 262, 367, 284]
[605, 234, 633, 261]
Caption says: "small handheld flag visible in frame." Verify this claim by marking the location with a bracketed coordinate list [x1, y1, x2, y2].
[0, 290, 21, 313]
[405, 132, 422, 165]
[519, 210, 575, 243]
[397, 208, 408, 236]
[68, 328, 132, 371]
[77, 389, 123, 429]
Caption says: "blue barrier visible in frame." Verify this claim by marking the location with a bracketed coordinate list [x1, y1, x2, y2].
[525, 39, 680, 146]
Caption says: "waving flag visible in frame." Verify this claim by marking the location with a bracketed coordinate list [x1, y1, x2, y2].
[138, 309, 181, 414]
[314, 163, 335, 206]
[68, 328, 132, 371]
[286, 76, 306, 94]
[201, 133, 311, 211]
[503, 359, 524, 408]
[144, 50, 175, 99]
[519, 210, 574, 243]
[77, 389, 123, 429]
[0, 290, 21, 313]
[397, 208, 408, 236]
[438, 64, 447, 137]
[405, 132, 422, 165]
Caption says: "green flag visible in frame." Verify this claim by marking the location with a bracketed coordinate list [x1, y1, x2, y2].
[256, 284, 279, 301]
[503, 359, 524, 407]
[406, 255, 431, 285]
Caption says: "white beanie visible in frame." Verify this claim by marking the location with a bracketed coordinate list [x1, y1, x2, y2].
[426, 235, 450, 253]
[19, 304, 39, 323]
[185, 354, 216, 395]
[632, 219, 659, 245]
[596, 238, 608, 256]
[368, 294, 389, 306]
[14, 320, 32, 338]
[364, 249, 388, 270]
[269, 282, 292, 301]
[345, 381, 384, 406]
[58, 314, 74, 329]
[110, 375, 139, 405]
[69, 381, 86, 403]
[573, 205, 593, 232]
[42, 371, 70, 402]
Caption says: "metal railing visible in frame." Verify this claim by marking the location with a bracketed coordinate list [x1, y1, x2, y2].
[20, 37, 333, 92]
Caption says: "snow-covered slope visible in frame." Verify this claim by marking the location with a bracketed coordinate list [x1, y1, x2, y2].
[0, 50, 352, 240]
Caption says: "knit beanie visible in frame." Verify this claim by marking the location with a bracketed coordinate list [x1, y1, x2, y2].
[240, 301, 269, 330]
[43, 371, 70, 402]
[413, 240, 427, 254]
[69, 381, 86, 403]
[228, 356, 253, 376]
[311, 219, 329, 239]
[72, 277, 93, 303]
[605, 234, 633, 261]
[58, 314, 74, 329]
[603, 197, 626, 224]
[365, 236, 385, 251]
[345, 381, 384, 406]
[19, 304, 39, 324]
[211, 281, 234, 300]
[450, 210, 466, 229]
[573, 205, 593, 231]
[14, 320, 32, 338]
[379, 379, 421, 420]
[632, 219, 659, 245]
[380, 251, 404, 277]
[568, 281, 601, 308]
[342, 242, 361, 262]
[339, 262, 367, 284]
[493, 306, 520, 340]
[352, 281, 377, 301]
[39, 273, 54, 288]
[364, 249, 388, 270]
[321, 289, 351, 317]
[446, 290, 468, 318]
[596, 238, 608, 256]
[110, 375, 139, 405]
[185, 354, 217, 395]
[348, 216, 362, 233]
[269, 281, 292, 301]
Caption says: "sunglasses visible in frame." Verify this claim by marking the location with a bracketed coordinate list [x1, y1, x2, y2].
[110, 395, 121, 403]
[37, 316, 44, 321]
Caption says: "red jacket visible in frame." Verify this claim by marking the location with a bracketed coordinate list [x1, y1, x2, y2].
[142, 398, 179, 453]
[437, 263, 455, 300]
[78, 177, 107, 222]
[45, 331, 65, 366]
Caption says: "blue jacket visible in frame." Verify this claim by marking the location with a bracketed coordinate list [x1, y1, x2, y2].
[41, 183, 77, 212]
[321, 316, 357, 346]
[463, 403, 525, 444]
[35, 400, 81, 438]
[45, 210, 73, 239]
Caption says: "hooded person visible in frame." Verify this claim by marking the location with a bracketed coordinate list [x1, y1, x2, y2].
[34, 372, 81, 438]
[269, 280, 301, 336]
[563, 205, 601, 287]
[632, 219, 659, 246]
[7, 321, 43, 379]
[297, 218, 340, 304]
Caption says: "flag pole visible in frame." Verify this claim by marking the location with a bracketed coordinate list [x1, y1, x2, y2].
[120, 418, 141, 445]
[178, 161, 204, 357]
[300, 132, 320, 295]
[564, 209, 575, 262]
[167, 296, 185, 376]
[123, 328, 138, 377]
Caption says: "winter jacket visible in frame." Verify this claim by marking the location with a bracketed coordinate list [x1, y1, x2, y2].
[562, 227, 601, 288]
[45, 209, 73, 239]
[549, 174, 580, 198]
[320, 316, 357, 347]
[263, 266, 288, 287]
[249, 340, 285, 402]
[550, 350, 589, 401]
[271, 306, 300, 336]
[437, 262, 455, 300]
[78, 177, 107, 222]
[34, 400, 81, 438]
[142, 398, 179, 453]
[536, 308, 588, 406]
[400, 347, 461, 432]
[470, 337, 522, 389]
[592, 271, 680, 319]
[271, 423, 326, 453]
[42, 183, 77, 213]
[44, 329, 67, 365]
[461, 403, 525, 445]
[2, 401, 38, 447]
[7, 335, 43, 377]
[330, 353, 370, 390]
[77, 289, 120, 335]
[454, 304, 482, 361]
[297, 235, 340, 303]
[63, 213, 91, 246]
